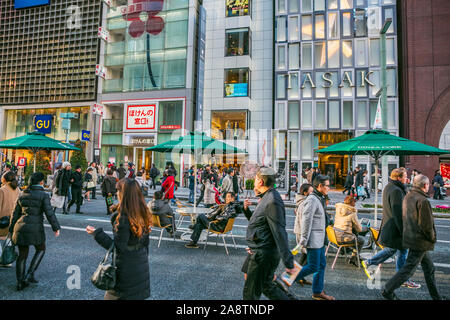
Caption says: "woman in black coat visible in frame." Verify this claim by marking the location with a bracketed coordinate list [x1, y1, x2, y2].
[9, 172, 61, 291]
[86, 178, 151, 300]
[343, 171, 354, 195]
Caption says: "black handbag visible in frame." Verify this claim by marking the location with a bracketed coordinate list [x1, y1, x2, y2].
[0, 216, 10, 229]
[91, 244, 117, 290]
[1, 233, 18, 265]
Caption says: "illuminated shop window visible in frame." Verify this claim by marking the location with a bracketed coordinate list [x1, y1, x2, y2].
[225, 28, 250, 56]
[226, 0, 250, 17]
[211, 111, 248, 140]
[224, 68, 249, 97]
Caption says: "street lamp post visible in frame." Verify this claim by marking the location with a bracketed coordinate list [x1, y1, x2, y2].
[380, 18, 392, 189]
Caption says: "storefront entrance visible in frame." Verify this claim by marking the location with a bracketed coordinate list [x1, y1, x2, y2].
[133, 147, 153, 172]
[316, 132, 352, 188]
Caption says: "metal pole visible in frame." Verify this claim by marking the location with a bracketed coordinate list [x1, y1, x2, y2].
[33, 152, 37, 173]
[65, 129, 70, 162]
[374, 157, 379, 228]
[288, 141, 292, 200]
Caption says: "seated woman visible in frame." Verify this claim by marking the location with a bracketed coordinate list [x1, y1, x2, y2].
[334, 196, 368, 266]
[147, 191, 175, 236]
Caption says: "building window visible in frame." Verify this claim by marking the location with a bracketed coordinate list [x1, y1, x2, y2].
[315, 101, 326, 129]
[289, 0, 299, 13]
[342, 40, 353, 67]
[288, 132, 300, 159]
[288, 73, 299, 99]
[354, 9, 367, 37]
[369, 38, 380, 66]
[301, 101, 313, 128]
[387, 100, 396, 129]
[302, 0, 313, 12]
[225, 28, 249, 56]
[277, 0, 287, 14]
[277, 45, 287, 70]
[329, 101, 340, 128]
[288, 43, 300, 69]
[356, 69, 368, 97]
[288, 101, 300, 129]
[301, 73, 313, 98]
[329, 72, 339, 97]
[277, 74, 287, 99]
[315, 72, 326, 98]
[315, 14, 325, 39]
[211, 110, 247, 140]
[224, 68, 249, 97]
[314, 41, 326, 68]
[314, 0, 325, 11]
[158, 101, 183, 130]
[343, 101, 353, 129]
[386, 38, 395, 65]
[387, 68, 396, 97]
[382, 6, 396, 34]
[328, 40, 340, 68]
[369, 100, 377, 127]
[226, 0, 250, 17]
[328, 12, 339, 39]
[342, 11, 353, 37]
[288, 16, 300, 41]
[328, 0, 338, 10]
[370, 69, 381, 97]
[277, 16, 287, 42]
[275, 131, 287, 159]
[301, 15, 313, 40]
[341, 70, 354, 97]
[356, 100, 368, 128]
[301, 131, 313, 159]
[277, 102, 287, 129]
[367, 7, 380, 36]
[301, 43, 313, 69]
[355, 39, 367, 66]
[340, 0, 353, 10]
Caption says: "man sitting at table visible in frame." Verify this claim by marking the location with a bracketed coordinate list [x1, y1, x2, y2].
[148, 191, 175, 236]
[185, 192, 242, 249]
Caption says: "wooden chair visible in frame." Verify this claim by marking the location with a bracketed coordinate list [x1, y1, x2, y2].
[203, 218, 236, 255]
[325, 226, 360, 269]
[151, 215, 175, 247]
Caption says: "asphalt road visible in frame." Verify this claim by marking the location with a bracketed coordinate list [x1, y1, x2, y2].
[0, 194, 449, 300]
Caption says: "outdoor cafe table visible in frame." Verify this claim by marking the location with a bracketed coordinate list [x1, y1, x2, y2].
[176, 207, 213, 241]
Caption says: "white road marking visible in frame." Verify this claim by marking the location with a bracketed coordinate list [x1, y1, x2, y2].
[435, 263, 450, 268]
[437, 240, 450, 244]
[86, 218, 110, 223]
[436, 225, 450, 228]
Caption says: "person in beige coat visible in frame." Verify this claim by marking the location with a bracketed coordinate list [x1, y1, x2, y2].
[203, 177, 218, 208]
[334, 196, 367, 266]
[0, 171, 21, 239]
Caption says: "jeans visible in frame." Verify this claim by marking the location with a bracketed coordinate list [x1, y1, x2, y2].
[384, 250, 441, 300]
[294, 246, 327, 295]
[433, 187, 443, 199]
[243, 248, 291, 300]
[188, 188, 194, 203]
[190, 214, 220, 243]
[366, 247, 408, 272]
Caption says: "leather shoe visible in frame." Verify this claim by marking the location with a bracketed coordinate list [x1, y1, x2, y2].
[17, 281, 29, 291]
[381, 290, 400, 300]
[312, 291, 336, 300]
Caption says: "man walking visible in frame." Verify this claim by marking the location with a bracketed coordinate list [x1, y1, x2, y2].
[361, 168, 420, 289]
[55, 162, 72, 214]
[88, 162, 98, 199]
[242, 167, 295, 300]
[101, 169, 117, 215]
[382, 175, 445, 300]
[221, 168, 234, 196]
[117, 163, 127, 180]
[67, 165, 84, 214]
[294, 175, 335, 300]
[149, 163, 160, 190]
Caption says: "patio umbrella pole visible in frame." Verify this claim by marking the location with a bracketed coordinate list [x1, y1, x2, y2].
[33, 151, 37, 173]
[374, 156, 379, 228]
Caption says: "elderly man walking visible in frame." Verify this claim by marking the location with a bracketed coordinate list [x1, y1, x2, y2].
[382, 174, 445, 300]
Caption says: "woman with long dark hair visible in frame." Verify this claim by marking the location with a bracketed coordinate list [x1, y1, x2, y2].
[9, 172, 60, 290]
[86, 178, 152, 300]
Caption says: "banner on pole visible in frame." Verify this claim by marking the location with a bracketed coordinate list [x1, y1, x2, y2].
[373, 96, 383, 129]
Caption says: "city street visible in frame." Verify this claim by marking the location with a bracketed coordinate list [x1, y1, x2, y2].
[1, 191, 449, 300]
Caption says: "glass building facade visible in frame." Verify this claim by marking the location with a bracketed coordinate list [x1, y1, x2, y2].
[274, 0, 399, 189]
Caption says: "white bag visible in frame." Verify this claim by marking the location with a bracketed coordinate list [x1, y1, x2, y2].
[51, 189, 65, 208]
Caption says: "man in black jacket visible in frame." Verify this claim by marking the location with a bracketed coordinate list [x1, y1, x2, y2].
[382, 175, 444, 300]
[117, 163, 126, 180]
[185, 192, 242, 248]
[54, 162, 72, 214]
[149, 164, 160, 190]
[101, 169, 117, 215]
[148, 191, 175, 236]
[67, 165, 84, 214]
[242, 167, 295, 300]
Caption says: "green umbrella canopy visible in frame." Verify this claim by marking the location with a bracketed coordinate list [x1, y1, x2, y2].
[316, 130, 450, 158]
[0, 131, 80, 152]
[145, 131, 247, 154]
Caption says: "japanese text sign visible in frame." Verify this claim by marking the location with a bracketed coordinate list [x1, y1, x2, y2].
[126, 105, 156, 130]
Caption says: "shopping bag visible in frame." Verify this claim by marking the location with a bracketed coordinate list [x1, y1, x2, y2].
[1, 234, 18, 265]
[106, 196, 114, 206]
[280, 261, 302, 287]
[51, 189, 65, 208]
[357, 186, 365, 197]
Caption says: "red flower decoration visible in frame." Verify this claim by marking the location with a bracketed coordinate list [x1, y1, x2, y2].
[122, 0, 165, 38]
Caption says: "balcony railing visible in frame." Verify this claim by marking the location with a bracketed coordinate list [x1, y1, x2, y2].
[103, 119, 123, 132]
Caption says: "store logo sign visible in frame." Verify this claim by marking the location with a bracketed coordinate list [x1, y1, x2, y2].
[34, 115, 52, 134]
[15, 0, 50, 9]
[126, 105, 156, 130]
[82, 130, 91, 141]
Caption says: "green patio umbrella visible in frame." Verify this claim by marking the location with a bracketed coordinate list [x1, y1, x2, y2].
[0, 131, 80, 172]
[317, 130, 450, 226]
[145, 131, 247, 213]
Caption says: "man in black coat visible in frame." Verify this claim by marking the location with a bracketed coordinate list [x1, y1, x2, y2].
[55, 161, 72, 214]
[67, 165, 84, 214]
[149, 164, 160, 190]
[241, 167, 295, 300]
[382, 174, 445, 300]
[117, 163, 127, 180]
[101, 169, 117, 215]
[361, 168, 420, 289]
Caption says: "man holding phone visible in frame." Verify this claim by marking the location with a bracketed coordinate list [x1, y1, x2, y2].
[242, 167, 295, 300]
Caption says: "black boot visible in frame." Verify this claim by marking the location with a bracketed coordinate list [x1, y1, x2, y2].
[25, 250, 45, 284]
[16, 258, 29, 291]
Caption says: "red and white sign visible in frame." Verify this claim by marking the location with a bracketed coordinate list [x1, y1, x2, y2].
[17, 157, 27, 167]
[160, 125, 181, 130]
[126, 105, 156, 130]
[97, 27, 110, 42]
[93, 103, 104, 116]
[102, 0, 112, 6]
[95, 64, 106, 79]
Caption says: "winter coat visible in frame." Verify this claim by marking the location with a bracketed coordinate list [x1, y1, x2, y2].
[402, 187, 436, 252]
[232, 175, 240, 194]
[243, 188, 294, 269]
[206, 202, 242, 231]
[188, 175, 195, 190]
[149, 167, 160, 178]
[379, 179, 407, 250]
[101, 175, 117, 197]
[293, 194, 307, 236]
[344, 174, 353, 188]
[306, 170, 313, 184]
[117, 168, 127, 180]
[55, 169, 71, 196]
[0, 184, 20, 237]
[432, 174, 444, 187]
[148, 199, 173, 227]
[333, 203, 362, 243]
[221, 175, 233, 194]
[299, 191, 327, 249]
[70, 171, 83, 190]
[355, 171, 364, 187]
[161, 175, 175, 200]
[88, 166, 98, 185]
[92, 211, 150, 300]
[363, 175, 369, 188]
[9, 185, 60, 246]
[203, 180, 217, 205]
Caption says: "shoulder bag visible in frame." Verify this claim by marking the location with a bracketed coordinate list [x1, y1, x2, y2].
[1, 233, 18, 265]
[51, 188, 65, 208]
[91, 243, 117, 290]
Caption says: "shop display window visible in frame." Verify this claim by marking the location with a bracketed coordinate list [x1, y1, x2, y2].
[225, 28, 250, 56]
[224, 68, 250, 97]
[211, 110, 248, 140]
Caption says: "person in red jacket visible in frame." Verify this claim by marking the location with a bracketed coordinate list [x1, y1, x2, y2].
[161, 169, 175, 201]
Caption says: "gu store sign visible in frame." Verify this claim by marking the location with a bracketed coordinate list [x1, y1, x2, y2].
[126, 105, 156, 130]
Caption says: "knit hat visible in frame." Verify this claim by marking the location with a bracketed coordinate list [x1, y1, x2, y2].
[62, 161, 71, 169]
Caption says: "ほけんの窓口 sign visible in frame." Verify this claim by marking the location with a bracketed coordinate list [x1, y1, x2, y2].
[126, 105, 156, 130]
